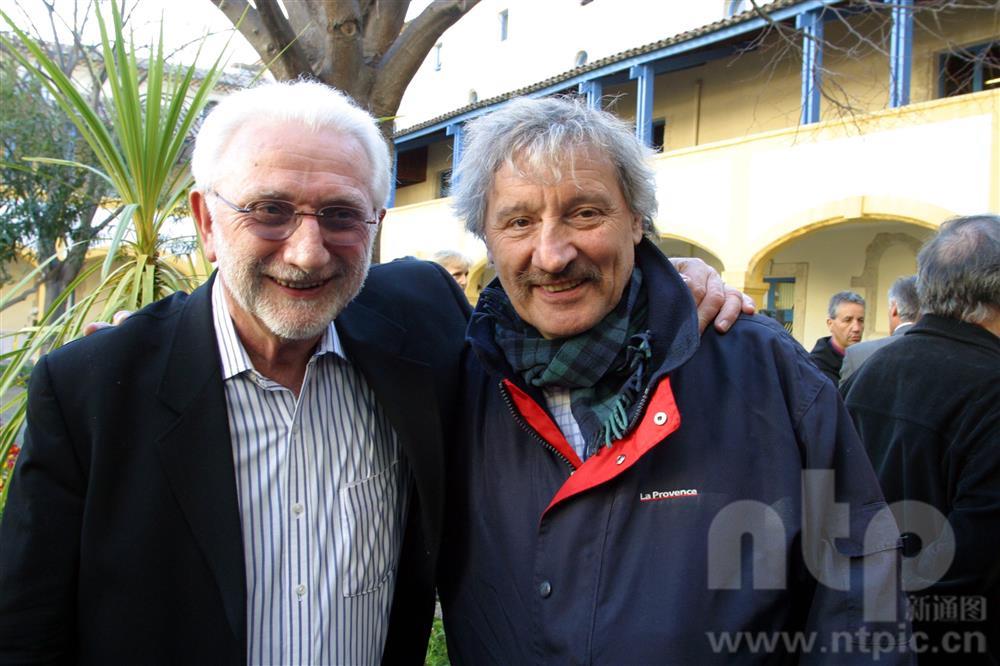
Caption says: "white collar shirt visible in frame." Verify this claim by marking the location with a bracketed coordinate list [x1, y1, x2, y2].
[211, 280, 409, 666]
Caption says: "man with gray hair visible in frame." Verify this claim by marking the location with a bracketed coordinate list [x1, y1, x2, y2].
[839, 275, 919, 385]
[809, 291, 866, 384]
[431, 249, 471, 290]
[844, 215, 1000, 663]
[439, 96, 907, 663]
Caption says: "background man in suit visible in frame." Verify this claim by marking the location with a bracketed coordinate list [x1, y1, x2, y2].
[844, 215, 1000, 663]
[0, 81, 745, 664]
[809, 290, 866, 383]
[839, 275, 919, 385]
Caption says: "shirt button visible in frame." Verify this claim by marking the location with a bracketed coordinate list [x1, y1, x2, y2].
[538, 580, 552, 598]
[616, 454, 626, 465]
[295, 584, 306, 597]
[653, 411, 668, 425]
[292, 502, 304, 516]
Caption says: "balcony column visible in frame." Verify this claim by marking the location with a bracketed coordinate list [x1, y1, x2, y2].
[796, 9, 823, 124]
[446, 122, 464, 191]
[387, 145, 398, 207]
[889, 0, 914, 107]
[630, 63, 655, 146]
[578, 79, 603, 109]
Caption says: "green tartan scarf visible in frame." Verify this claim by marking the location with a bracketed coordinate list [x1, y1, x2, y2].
[481, 268, 652, 457]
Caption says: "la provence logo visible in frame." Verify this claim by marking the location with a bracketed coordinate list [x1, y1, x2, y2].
[639, 488, 699, 502]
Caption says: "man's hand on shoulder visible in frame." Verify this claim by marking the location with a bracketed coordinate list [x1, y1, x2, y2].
[670, 257, 755, 333]
[83, 310, 132, 336]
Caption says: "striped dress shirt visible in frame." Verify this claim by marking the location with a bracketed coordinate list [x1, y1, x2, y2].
[212, 282, 409, 665]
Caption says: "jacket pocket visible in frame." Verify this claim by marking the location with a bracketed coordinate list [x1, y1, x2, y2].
[338, 460, 401, 597]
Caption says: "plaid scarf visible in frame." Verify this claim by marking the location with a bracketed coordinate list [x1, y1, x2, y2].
[479, 268, 652, 457]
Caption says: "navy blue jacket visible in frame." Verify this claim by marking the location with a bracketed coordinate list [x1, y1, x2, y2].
[440, 240, 909, 665]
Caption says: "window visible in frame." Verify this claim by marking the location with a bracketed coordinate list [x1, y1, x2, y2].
[395, 146, 428, 187]
[434, 43, 443, 71]
[438, 169, 453, 198]
[939, 40, 999, 98]
[652, 119, 666, 152]
[763, 277, 796, 334]
[499, 9, 509, 41]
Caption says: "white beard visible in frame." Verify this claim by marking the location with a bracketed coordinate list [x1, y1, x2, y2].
[213, 231, 372, 341]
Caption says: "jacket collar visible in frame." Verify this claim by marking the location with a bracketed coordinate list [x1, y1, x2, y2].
[154, 272, 247, 653]
[909, 314, 1000, 355]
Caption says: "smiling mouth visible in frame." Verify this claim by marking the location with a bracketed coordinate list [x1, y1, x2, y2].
[539, 279, 585, 293]
[270, 276, 330, 290]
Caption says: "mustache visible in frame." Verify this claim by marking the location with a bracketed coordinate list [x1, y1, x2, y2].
[514, 262, 602, 288]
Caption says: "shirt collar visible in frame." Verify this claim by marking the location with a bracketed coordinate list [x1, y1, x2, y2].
[211, 277, 347, 381]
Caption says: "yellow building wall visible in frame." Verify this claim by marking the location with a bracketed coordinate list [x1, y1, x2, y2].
[393, 140, 455, 207]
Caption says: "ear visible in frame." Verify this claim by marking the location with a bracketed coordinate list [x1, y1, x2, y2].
[377, 208, 387, 223]
[191, 190, 217, 263]
[631, 212, 644, 245]
[826, 317, 835, 332]
[889, 300, 899, 318]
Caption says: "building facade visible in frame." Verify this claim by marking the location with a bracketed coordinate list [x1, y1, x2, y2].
[382, 0, 999, 347]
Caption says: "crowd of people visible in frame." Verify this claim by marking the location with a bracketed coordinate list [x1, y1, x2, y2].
[0, 79, 996, 665]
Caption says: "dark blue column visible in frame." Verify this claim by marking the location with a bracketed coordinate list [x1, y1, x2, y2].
[578, 79, 603, 109]
[630, 63, 654, 146]
[447, 123, 464, 190]
[387, 145, 398, 207]
[889, 0, 914, 107]
[797, 8, 823, 124]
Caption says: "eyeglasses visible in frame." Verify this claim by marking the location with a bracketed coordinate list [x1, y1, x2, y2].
[212, 191, 379, 244]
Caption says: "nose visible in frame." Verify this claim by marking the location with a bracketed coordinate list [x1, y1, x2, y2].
[281, 217, 332, 272]
[532, 220, 578, 275]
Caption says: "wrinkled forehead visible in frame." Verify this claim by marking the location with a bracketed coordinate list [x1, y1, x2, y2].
[502, 141, 616, 188]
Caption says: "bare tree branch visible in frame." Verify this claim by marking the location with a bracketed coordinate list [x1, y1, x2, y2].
[374, 0, 480, 115]
[255, 0, 316, 79]
[362, 0, 409, 61]
[210, 0, 311, 80]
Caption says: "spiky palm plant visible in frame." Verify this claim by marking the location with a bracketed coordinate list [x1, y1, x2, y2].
[0, 2, 227, 511]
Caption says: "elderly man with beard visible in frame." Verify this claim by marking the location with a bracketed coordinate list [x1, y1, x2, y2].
[0, 81, 746, 666]
[439, 97, 909, 664]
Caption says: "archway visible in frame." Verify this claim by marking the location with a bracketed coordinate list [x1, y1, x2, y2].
[745, 201, 944, 345]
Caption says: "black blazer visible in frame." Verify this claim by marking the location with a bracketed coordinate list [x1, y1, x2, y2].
[0, 260, 470, 665]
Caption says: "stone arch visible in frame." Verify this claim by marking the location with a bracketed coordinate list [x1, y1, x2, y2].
[849, 233, 926, 336]
[746, 195, 948, 286]
[656, 233, 725, 273]
[742, 196, 949, 343]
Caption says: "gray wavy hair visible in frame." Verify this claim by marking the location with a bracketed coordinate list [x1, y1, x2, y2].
[917, 214, 1000, 324]
[450, 96, 659, 239]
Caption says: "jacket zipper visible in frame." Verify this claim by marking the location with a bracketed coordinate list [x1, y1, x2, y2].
[498, 381, 577, 473]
